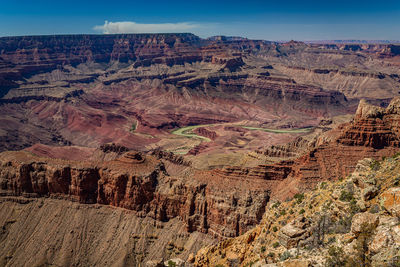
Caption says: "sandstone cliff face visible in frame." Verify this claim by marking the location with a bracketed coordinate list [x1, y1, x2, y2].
[0, 150, 269, 239]
[337, 99, 400, 148]
[0, 33, 201, 65]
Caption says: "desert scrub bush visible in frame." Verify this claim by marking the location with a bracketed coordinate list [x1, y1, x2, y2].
[244, 261, 256, 267]
[393, 152, 400, 159]
[320, 182, 328, 189]
[328, 236, 336, 244]
[267, 252, 275, 258]
[280, 251, 292, 261]
[289, 209, 294, 214]
[272, 242, 280, 248]
[325, 246, 350, 267]
[370, 159, 381, 171]
[272, 201, 281, 209]
[167, 260, 176, 267]
[261, 246, 266, 253]
[272, 226, 278, 232]
[130, 121, 137, 132]
[322, 200, 333, 212]
[280, 209, 286, 216]
[299, 208, 305, 214]
[339, 190, 354, 202]
[349, 199, 360, 214]
[294, 193, 305, 204]
[334, 216, 352, 234]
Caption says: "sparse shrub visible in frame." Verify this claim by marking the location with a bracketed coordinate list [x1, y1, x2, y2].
[261, 246, 266, 253]
[328, 236, 336, 244]
[393, 152, 400, 158]
[320, 182, 328, 189]
[335, 215, 353, 234]
[130, 122, 137, 132]
[294, 193, 305, 204]
[339, 190, 354, 202]
[322, 200, 333, 212]
[280, 210, 286, 216]
[309, 204, 313, 210]
[267, 252, 275, 258]
[272, 226, 278, 232]
[272, 201, 281, 209]
[370, 160, 381, 171]
[325, 246, 349, 267]
[289, 209, 294, 214]
[299, 208, 305, 214]
[280, 251, 292, 261]
[349, 199, 360, 214]
[167, 260, 176, 267]
[272, 242, 280, 248]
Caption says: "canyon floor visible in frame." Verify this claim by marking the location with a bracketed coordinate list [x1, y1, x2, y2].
[1, 34, 400, 266]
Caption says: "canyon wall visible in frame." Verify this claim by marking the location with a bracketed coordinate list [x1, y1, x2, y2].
[0, 150, 269, 239]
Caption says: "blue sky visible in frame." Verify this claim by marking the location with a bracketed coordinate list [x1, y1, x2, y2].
[0, 0, 399, 40]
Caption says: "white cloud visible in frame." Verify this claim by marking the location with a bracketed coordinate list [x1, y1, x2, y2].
[93, 21, 199, 34]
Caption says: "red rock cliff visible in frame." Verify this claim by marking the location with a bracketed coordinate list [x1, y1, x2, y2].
[0, 150, 269, 238]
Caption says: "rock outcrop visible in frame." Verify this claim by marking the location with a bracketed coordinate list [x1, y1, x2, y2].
[194, 156, 400, 266]
[0, 149, 269, 239]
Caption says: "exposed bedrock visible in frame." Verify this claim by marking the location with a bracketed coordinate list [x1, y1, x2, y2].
[207, 97, 400, 200]
[0, 151, 269, 239]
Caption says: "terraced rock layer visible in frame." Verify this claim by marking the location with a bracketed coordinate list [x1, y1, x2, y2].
[0, 150, 270, 239]
[210, 98, 400, 200]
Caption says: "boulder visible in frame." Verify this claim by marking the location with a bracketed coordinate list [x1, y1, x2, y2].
[381, 187, 400, 216]
[278, 216, 310, 248]
[146, 259, 164, 267]
[363, 186, 379, 200]
[351, 213, 379, 234]
[369, 228, 393, 253]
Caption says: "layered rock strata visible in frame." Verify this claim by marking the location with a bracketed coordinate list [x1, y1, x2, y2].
[0, 150, 269, 239]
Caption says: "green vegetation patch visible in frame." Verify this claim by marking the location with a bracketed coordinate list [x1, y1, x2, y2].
[240, 126, 313, 134]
